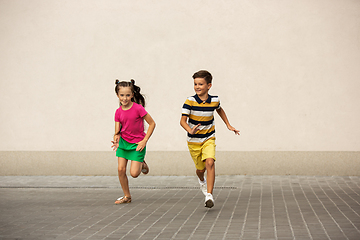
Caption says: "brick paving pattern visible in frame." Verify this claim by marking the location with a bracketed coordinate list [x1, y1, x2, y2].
[0, 175, 360, 239]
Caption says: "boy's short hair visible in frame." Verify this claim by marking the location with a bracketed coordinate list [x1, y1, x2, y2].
[192, 70, 212, 84]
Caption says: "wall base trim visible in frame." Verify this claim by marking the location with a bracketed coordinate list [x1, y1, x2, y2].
[0, 151, 359, 176]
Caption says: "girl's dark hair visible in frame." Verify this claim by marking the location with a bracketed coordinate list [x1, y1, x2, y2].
[115, 79, 145, 107]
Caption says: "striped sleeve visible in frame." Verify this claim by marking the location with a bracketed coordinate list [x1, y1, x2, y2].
[182, 97, 193, 116]
[212, 96, 221, 110]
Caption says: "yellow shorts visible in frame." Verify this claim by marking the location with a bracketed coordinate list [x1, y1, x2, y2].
[187, 139, 216, 170]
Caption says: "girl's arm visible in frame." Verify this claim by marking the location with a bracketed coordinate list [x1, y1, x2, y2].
[216, 107, 240, 135]
[111, 121, 121, 151]
[136, 113, 156, 152]
[180, 115, 200, 135]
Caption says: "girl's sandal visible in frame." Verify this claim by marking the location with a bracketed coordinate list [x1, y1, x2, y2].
[141, 160, 149, 174]
[115, 196, 132, 204]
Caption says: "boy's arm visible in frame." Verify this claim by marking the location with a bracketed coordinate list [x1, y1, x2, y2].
[216, 107, 240, 135]
[180, 115, 201, 135]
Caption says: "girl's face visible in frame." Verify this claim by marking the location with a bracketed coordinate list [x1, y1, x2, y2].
[118, 87, 134, 109]
[194, 77, 212, 98]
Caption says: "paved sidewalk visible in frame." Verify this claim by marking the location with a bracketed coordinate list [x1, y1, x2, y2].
[1, 175, 360, 239]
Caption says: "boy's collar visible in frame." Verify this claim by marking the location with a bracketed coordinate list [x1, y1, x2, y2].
[194, 94, 212, 104]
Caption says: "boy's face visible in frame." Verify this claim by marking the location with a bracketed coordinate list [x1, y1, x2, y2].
[194, 78, 212, 97]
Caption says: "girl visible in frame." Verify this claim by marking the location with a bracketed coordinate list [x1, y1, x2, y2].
[111, 79, 156, 204]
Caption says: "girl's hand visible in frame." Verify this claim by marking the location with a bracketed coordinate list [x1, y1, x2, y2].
[135, 113, 155, 152]
[189, 124, 201, 135]
[114, 134, 120, 143]
[228, 125, 240, 135]
[111, 141, 119, 151]
[136, 139, 147, 152]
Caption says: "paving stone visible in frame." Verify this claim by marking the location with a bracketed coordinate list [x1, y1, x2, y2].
[0, 175, 360, 239]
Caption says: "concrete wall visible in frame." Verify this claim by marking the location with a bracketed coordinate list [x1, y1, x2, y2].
[1, 0, 359, 175]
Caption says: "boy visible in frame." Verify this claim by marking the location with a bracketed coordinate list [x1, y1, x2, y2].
[180, 70, 240, 208]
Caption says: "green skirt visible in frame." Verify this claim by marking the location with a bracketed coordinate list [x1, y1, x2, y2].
[116, 137, 146, 162]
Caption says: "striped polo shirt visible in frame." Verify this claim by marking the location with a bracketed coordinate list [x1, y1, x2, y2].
[182, 94, 221, 144]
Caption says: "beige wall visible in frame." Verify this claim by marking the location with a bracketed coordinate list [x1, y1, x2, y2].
[1, 0, 359, 175]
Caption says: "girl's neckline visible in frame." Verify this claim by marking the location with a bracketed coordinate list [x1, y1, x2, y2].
[121, 102, 134, 111]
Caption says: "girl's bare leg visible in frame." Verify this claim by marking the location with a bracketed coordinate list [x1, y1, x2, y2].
[130, 161, 143, 178]
[205, 158, 215, 194]
[117, 157, 131, 198]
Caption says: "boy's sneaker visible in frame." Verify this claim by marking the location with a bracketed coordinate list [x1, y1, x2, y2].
[205, 193, 214, 208]
[199, 179, 207, 196]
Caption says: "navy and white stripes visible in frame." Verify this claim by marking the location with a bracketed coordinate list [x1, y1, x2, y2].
[182, 94, 221, 144]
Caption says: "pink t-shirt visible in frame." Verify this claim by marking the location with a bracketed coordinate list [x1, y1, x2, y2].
[114, 103, 148, 143]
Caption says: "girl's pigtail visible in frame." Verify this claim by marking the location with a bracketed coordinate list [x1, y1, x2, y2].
[131, 79, 146, 107]
[115, 79, 121, 95]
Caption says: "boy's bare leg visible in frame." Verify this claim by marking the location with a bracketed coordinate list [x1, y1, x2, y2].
[205, 158, 215, 194]
[196, 168, 206, 182]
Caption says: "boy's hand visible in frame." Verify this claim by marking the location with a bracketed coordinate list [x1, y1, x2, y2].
[228, 125, 240, 135]
[111, 141, 119, 151]
[189, 124, 201, 135]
